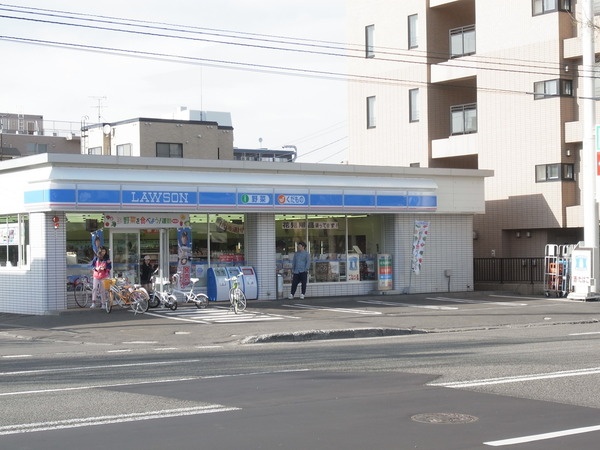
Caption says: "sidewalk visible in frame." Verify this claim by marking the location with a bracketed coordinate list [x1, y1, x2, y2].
[1, 292, 599, 347]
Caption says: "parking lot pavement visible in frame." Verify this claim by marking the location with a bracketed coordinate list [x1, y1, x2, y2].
[1, 292, 599, 347]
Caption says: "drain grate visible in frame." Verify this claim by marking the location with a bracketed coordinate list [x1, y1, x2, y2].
[411, 413, 478, 425]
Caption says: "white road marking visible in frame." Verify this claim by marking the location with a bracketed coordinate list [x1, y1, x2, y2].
[430, 367, 600, 388]
[0, 377, 202, 397]
[359, 300, 458, 310]
[285, 303, 382, 315]
[0, 358, 201, 377]
[569, 331, 600, 336]
[484, 424, 600, 446]
[0, 405, 240, 436]
[426, 297, 528, 306]
[2, 354, 32, 359]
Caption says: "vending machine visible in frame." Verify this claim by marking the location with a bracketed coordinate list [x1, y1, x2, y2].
[207, 267, 230, 301]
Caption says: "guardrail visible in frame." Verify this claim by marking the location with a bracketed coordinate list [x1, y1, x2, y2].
[474, 257, 545, 284]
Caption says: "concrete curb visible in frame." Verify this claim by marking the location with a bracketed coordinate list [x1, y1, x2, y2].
[241, 327, 428, 344]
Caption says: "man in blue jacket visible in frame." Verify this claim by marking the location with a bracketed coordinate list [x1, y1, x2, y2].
[288, 241, 310, 299]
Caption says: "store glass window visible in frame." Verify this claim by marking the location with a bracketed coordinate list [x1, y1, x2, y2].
[0, 214, 29, 267]
[275, 214, 381, 284]
[208, 213, 245, 266]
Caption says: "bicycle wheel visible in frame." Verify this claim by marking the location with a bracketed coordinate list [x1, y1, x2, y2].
[233, 289, 246, 314]
[132, 290, 149, 313]
[105, 294, 113, 313]
[230, 289, 238, 314]
[149, 291, 161, 308]
[74, 283, 91, 308]
[195, 293, 209, 309]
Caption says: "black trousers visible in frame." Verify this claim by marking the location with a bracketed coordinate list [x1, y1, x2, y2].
[291, 271, 308, 295]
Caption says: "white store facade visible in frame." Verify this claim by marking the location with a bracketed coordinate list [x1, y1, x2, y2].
[0, 154, 491, 315]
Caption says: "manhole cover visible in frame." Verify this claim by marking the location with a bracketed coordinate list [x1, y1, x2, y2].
[411, 413, 478, 424]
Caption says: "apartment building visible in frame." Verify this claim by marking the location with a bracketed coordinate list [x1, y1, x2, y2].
[347, 0, 595, 258]
[81, 108, 234, 159]
[0, 112, 80, 160]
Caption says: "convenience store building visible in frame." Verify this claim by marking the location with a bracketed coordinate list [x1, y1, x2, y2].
[0, 153, 491, 315]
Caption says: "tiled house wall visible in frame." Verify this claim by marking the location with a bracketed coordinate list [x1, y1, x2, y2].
[384, 214, 474, 294]
[0, 212, 67, 315]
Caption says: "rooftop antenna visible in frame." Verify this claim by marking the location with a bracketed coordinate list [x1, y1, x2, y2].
[90, 96, 107, 123]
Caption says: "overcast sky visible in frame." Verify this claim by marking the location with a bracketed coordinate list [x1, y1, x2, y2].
[0, 1, 349, 163]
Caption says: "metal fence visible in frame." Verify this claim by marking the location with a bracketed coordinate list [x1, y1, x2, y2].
[474, 258, 545, 284]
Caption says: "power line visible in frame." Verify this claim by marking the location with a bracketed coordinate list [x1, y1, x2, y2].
[0, 3, 593, 78]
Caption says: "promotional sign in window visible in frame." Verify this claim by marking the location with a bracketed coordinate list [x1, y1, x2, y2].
[377, 254, 392, 290]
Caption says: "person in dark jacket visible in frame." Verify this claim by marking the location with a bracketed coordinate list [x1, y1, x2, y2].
[288, 241, 310, 300]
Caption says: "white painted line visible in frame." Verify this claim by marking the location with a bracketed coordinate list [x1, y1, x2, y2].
[0, 405, 241, 436]
[2, 354, 32, 359]
[153, 347, 179, 351]
[359, 300, 458, 310]
[0, 358, 201, 377]
[106, 349, 132, 353]
[431, 367, 600, 388]
[569, 331, 600, 336]
[144, 311, 210, 324]
[122, 341, 158, 344]
[0, 376, 202, 397]
[427, 297, 528, 306]
[484, 424, 600, 446]
[286, 303, 382, 315]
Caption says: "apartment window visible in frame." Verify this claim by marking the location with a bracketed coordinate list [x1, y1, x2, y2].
[408, 14, 418, 49]
[450, 103, 477, 135]
[533, 79, 573, 99]
[367, 96, 376, 129]
[87, 146, 102, 155]
[450, 25, 475, 58]
[116, 143, 132, 156]
[409, 89, 419, 122]
[532, 0, 571, 15]
[365, 24, 375, 58]
[26, 143, 47, 155]
[156, 142, 183, 158]
[535, 163, 575, 182]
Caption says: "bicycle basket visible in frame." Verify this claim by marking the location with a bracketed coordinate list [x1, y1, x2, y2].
[102, 278, 116, 290]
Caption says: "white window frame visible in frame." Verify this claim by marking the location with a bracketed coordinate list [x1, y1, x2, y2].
[408, 14, 418, 49]
[367, 96, 376, 129]
[409, 89, 419, 122]
[365, 24, 375, 58]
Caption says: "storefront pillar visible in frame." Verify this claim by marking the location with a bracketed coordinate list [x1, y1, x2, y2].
[245, 213, 276, 300]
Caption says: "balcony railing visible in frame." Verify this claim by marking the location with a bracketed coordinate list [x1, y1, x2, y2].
[450, 25, 475, 58]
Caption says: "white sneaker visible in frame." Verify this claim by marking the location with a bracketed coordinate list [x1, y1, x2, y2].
[90, 303, 96, 308]
[288, 294, 293, 299]
[300, 294, 305, 300]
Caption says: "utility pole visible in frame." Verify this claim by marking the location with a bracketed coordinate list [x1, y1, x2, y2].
[570, 0, 599, 299]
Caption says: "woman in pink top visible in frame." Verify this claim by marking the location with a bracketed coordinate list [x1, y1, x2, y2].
[90, 246, 112, 308]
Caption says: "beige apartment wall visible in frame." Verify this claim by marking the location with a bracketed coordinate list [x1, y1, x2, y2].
[347, 0, 429, 167]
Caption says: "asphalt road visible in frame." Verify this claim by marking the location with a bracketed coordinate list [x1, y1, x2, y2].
[1, 292, 600, 449]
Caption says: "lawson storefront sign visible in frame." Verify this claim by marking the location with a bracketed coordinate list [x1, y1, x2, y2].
[24, 186, 437, 212]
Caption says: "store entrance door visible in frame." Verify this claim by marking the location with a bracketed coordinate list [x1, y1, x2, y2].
[110, 231, 140, 283]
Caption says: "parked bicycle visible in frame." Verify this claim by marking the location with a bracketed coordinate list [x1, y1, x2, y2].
[171, 273, 209, 309]
[225, 275, 246, 314]
[148, 270, 178, 310]
[73, 275, 93, 308]
[103, 277, 149, 315]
